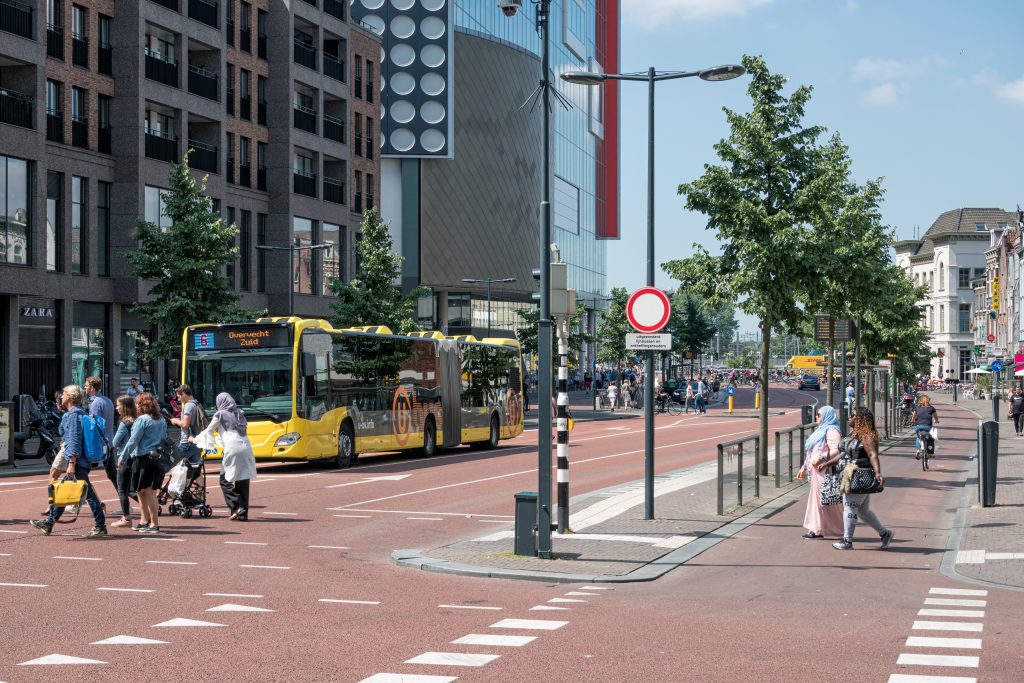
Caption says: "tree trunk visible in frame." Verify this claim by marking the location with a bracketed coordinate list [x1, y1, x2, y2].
[826, 320, 836, 407]
[760, 318, 771, 476]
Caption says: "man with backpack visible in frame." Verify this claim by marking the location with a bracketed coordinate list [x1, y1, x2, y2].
[31, 384, 107, 537]
[86, 376, 116, 490]
[171, 384, 206, 465]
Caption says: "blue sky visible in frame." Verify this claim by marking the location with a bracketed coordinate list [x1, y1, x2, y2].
[614, 0, 1024, 332]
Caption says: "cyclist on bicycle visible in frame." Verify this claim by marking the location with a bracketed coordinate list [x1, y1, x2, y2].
[913, 394, 939, 459]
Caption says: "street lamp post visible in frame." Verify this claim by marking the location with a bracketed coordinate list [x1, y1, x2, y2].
[256, 241, 334, 316]
[563, 63, 744, 520]
[462, 277, 517, 339]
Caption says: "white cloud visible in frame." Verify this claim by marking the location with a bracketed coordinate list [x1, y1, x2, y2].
[624, 0, 773, 29]
[851, 55, 949, 81]
[995, 77, 1024, 104]
[844, 0, 860, 13]
[862, 82, 909, 107]
[959, 69, 999, 88]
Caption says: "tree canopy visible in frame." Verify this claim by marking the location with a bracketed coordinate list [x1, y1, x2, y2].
[595, 287, 631, 367]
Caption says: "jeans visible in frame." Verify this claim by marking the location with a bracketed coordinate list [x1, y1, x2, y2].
[915, 426, 932, 450]
[842, 493, 887, 541]
[177, 441, 203, 465]
[695, 395, 706, 414]
[1014, 413, 1024, 434]
[47, 469, 106, 528]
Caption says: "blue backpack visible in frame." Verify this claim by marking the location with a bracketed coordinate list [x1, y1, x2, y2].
[81, 414, 109, 466]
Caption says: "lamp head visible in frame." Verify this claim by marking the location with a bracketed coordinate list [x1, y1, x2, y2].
[698, 64, 746, 82]
[561, 71, 606, 86]
[498, 0, 522, 17]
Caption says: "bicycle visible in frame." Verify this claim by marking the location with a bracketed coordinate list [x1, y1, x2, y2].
[914, 428, 931, 470]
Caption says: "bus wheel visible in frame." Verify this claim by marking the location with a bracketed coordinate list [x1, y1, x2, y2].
[484, 415, 500, 450]
[336, 423, 355, 468]
[420, 418, 437, 457]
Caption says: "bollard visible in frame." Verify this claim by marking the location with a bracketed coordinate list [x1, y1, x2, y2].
[838, 402, 848, 437]
[979, 421, 999, 507]
[514, 491, 538, 556]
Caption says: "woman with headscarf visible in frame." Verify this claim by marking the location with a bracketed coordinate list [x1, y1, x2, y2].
[795, 405, 844, 539]
[190, 392, 256, 521]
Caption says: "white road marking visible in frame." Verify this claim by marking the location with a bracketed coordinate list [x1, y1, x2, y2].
[260, 512, 297, 516]
[358, 675, 457, 683]
[0, 553, 10, 556]
[308, 545, 349, 549]
[564, 591, 595, 596]
[438, 604, 502, 611]
[451, 634, 535, 647]
[333, 514, 372, 518]
[0, 582, 47, 588]
[239, 564, 290, 570]
[548, 598, 584, 603]
[17, 654, 106, 666]
[405, 652, 500, 667]
[924, 598, 986, 607]
[928, 587, 987, 597]
[204, 592, 264, 598]
[96, 587, 154, 593]
[985, 552, 1024, 559]
[490, 618, 567, 631]
[326, 474, 412, 489]
[152, 618, 226, 628]
[224, 541, 268, 546]
[53, 556, 103, 561]
[319, 598, 380, 605]
[917, 609, 985, 618]
[0, 529, 28, 534]
[912, 621, 983, 633]
[895, 653, 980, 668]
[206, 604, 275, 612]
[141, 537, 185, 542]
[479, 520, 510, 524]
[407, 517, 443, 521]
[887, 675, 977, 683]
[330, 507, 513, 519]
[0, 479, 49, 486]
[955, 550, 985, 564]
[91, 635, 168, 645]
[146, 560, 197, 566]
[905, 637, 982, 649]
[577, 586, 613, 590]
[529, 605, 569, 611]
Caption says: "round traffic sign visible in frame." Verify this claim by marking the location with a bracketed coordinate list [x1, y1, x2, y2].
[626, 287, 672, 334]
[991, 359, 1004, 373]
[987, 334, 996, 342]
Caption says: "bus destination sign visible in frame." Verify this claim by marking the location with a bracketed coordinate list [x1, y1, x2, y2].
[190, 326, 291, 350]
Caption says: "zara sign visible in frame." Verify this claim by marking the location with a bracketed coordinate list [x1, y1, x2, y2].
[20, 307, 55, 318]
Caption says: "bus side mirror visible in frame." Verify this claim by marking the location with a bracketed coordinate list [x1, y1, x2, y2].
[301, 352, 317, 378]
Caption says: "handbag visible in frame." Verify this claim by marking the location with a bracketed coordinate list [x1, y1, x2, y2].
[49, 477, 88, 507]
[819, 467, 843, 506]
[145, 437, 183, 474]
[847, 465, 884, 494]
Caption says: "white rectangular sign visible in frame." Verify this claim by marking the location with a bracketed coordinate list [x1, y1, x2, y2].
[626, 333, 671, 351]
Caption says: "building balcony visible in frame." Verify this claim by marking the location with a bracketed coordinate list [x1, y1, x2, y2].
[258, 32, 266, 59]
[46, 24, 63, 59]
[239, 162, 251, 188]
[0, 87, 33, 129]
[46, 110, 63, 143]
[257, 99, 267, 126]
[324, 0, 344, 21]
[98, 42, 112, 75]
[239, 95, 251, 120]
[324, 53, 345, 83]
[98, 124, 111, 154]
[0, 0, 34, 40]
[257, 166, 266, 191]
[72, 34, 88, 67]
[187, 139, 218, 173]
[323, 177, 344, 204]
[293, 170, 316, 198]
[151, 0, 180, 11]
[323, 114, 345, 143]
[293, 39, 316, 71]
[145, 129, 179, 163]
[71, 116, 88, 149]
[293, 104, 317, 134]
[239, 27, 251, 53]
[188, 0, 219, 29]
[188, 65, 218, 100]
[145, 50, 179, 88]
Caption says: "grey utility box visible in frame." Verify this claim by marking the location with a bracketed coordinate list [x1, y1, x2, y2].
[514, 491, 538, 556]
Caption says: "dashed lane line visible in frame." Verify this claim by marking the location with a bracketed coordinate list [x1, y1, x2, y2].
[887, 676, 977, 683]
[152, 618, 226, 628]
[204, 592, 264, 598]
[239, 564, 291, 570]
[0, 582, 47, 588]
[895, 654, 980, 668]
[490, 618, 568, 631]
[308, 545, 349, 549]
[333, 514, 372, 518]
[145, 560, 197, 566]
[91, 635, 169, 645]
[905, 637, 982, 649]
[529, 605, 569, 611]
[0, 529, 28, 534]
[326, 507, 513, 519]
[206, 604, 275, 613]
[358, 675, 456, 683]
[96, 587, 155, 593]
[53, 556, 103, 561]
[17, 654, 106, 666]
[928, 588, 988, 597]
[924, 598, 986, 607]
[918, 609, 985, 618]
[407, 517, 443, 521]
[911, 621, 983, 633]
[438, 604, 501, 611]
[451, 634, 535, 647]
[319, 599, 381, 605]
[564, 591, 595, 596]
[577, 586, 613, 590]
[0, 552, 12, 556]
[405, 652, 500, 667]
[548, 598, 585, 603]
[141, 537, 185, 542]
[224, 541, 268, 546]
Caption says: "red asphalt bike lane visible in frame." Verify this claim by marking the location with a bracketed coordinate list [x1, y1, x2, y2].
[0, 386, 817, 681]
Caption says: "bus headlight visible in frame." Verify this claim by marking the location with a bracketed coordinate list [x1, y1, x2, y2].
[274, 433, 301, 447]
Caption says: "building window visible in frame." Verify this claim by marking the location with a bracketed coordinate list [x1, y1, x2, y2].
[354, 112, 362, 155]
[365, 61, 373, 103]
[0, 155, 30, 265]
[97, 181, 110, 276]
[926, 306, 932, 330]
[938, 262, 945, 291]
[959, 304, 971, 334]
[71, 176, 86, 274]
[144, 185, 171, 230]
[366, 173, 373, 210]
[973, 267, 985, 280]
[120, 329, 151, 376]
[322, 222, 341, 293]
[554, 176, 580, 235]
[365, 118, 373, 160]
[293, 217, 315, 295]
[46, 171, 63, 272]
[71, 302, 106, 388]
[958, 267, 970, 289]
[353, 169, 362, 212]
[939, 304, 945, 332]
[257, 212, 267, 293]
[975, 223, 986, 231]
[562, 0, 586, 60]
[294, 148, 314, 175]
[354, 55, 362, 98]
[239, 209, 251, 292]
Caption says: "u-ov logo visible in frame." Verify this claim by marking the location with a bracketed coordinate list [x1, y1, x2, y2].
[392, 386, 414, 447]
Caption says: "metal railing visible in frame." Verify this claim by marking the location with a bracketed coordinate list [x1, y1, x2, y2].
[188, 0, 219, 29]
[774, 421, 815, 488]
[257, 32, 266, 59]
[187, 139, 218, 173]
[257, 99, 267, 125]
[323, 113, 345, 143]
[293, 104, 317, 134]
[187, 64, 219, 100]
[239, 26, 251, 52]
[293, 38, 316, 70]
[324, 0, 344, 21]
[151, 0, 180, 11]
[98, 124, 111, 154]
[323, 177, 344, 204]
[238, 162, 251, 187]
[46, 110, 63, 143]
[293, 170, 317, 197]
[71, 115, 88, 149]
[0, 0, 34, 40]
[0, 87, 33, 129]
[239, 95, 251, 120]
[145, 129, 178, 163]
[72, 34, 88, 67]
[324, 52, 345, 82]
[717, 434, 761, 516]
[98, 42, 112, 75]
[145, 49, 179, 87]
[46, 23, 63, 59]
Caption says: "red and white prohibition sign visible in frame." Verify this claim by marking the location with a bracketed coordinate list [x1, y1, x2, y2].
[626, 286, 672, 334]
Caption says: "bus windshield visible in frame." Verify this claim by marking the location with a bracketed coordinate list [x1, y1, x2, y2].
[185, 348, 293, 421]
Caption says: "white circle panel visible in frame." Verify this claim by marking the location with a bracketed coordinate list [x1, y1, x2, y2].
[390, 15, 415, 39]
[361, 0, 385, 8]
[420, 44, 445, 68]
[390, 43, 415, 67]
[362, 14, 385, 35]
[421, 0, 446, 10]
[390, 99, 416, 123]
[420, 72, 446, 96]
[391, 0, 414, 9]
[420, 16, 445, 39]
[390, 128, 416, 152]
[420, 129, 446, 153]
[420, 100, 446, 124]
[391, 71, 416, 95]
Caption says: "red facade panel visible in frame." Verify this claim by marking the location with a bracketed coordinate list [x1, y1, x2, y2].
[595, 0, 619, 240]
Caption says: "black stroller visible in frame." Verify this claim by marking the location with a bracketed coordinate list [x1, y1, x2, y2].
[158, 453, 213, 519]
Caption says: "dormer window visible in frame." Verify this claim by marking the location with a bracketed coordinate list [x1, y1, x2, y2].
[975, 223, 987, 231]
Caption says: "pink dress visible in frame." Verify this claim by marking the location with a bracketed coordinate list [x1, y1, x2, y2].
[801, 427, 844, 537]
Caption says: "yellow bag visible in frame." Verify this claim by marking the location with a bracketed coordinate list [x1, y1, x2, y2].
[49, 479, 87, 508]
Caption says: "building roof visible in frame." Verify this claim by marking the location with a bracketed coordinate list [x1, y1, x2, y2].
[898, 208, 1015, 259]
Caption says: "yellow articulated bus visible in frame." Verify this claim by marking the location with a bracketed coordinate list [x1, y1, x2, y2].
[181, 318, 524, 467]
[785, 355, 827, 375]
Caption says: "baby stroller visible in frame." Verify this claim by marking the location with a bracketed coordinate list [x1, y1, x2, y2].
[158, 450, 213, 519]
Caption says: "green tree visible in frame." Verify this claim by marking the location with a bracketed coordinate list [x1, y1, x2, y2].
[668, 291, 718, 360]
[330, 208, 427, 335]
[859, 265, 931, 382]
[515, 302, 594, 372]
[124, 153, 254, 360]
[664, 55, 828, 474]
[708, 303, 738, 355]
[595, 287, 631, 369]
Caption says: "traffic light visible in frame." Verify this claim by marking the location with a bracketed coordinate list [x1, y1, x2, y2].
[532, 264, 576, 317]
